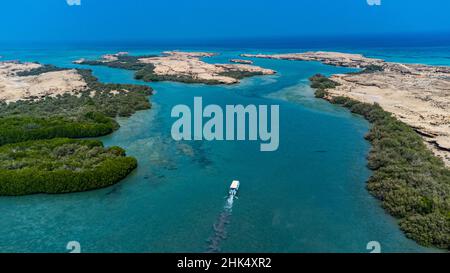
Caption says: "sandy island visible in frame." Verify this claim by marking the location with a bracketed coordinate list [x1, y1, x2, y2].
[0, 61, 87, 103]
[230, 59, 254, 65]
[76, 51, 276, 85]
[243, 51, 450, 165]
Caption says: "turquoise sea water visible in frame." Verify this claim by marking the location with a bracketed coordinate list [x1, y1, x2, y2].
[0, 46, 447, 253]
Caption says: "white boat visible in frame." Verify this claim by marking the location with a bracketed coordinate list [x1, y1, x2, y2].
[229, 180, 240, 196]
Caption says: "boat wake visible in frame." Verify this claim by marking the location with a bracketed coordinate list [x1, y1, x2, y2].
[206, 195, 235, 253]
[206, 181, 240, 253]
[224, 195, 234, 210]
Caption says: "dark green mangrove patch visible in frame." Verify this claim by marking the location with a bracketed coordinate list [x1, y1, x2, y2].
[217, 70, 265, 80]
[0, 138, 137, 196]
[0, 114, 117, 146]
[16, 64, 68, 76]
[349, 64, 385, 75]
[79, 54, 156, 71]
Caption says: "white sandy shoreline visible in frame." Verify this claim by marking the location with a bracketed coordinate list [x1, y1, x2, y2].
[244, 51, 450, 165]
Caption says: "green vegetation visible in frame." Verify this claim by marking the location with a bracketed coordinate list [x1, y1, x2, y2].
[78, 69, 152, 117]
[0, 68, 152, 145]
[218, 70, 265, 80]
[349, 64, 385, 75]
[0, 138, 137, 196]
[89, 57, 223, 84]
[309, 74, 341, 98]
[0, 113, 117, 146]
[79, 55, 156, 71]
[0, 66, 153, 195]
[16, 64, 68, 76]
[310, 74, 450, 249]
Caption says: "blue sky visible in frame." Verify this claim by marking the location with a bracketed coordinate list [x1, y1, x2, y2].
[1, 0, 449, 43]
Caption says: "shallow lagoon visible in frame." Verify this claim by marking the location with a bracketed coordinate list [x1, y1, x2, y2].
[0, 48, 437, 252]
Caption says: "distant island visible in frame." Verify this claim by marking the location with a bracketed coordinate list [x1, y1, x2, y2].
[75, 51, 276, 85]
[230, 59, 254, 65]
[245, 51, 450, 249]
[0, 61, 152, 195]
